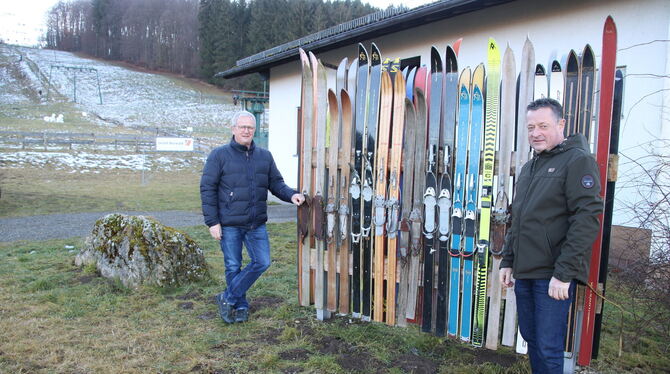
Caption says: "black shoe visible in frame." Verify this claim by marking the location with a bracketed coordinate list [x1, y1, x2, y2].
[235, 308, 248, 323]
[216, 293, 235, 324]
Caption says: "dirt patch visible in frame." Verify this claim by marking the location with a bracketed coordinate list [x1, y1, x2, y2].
[279, 348, 311, 362]
[336, 352, 385, 373]
[316, 335, 355, 355]
[178, 302, 194, 310]
[389, 353, 438, 374]
[453, 343, 519, 368]
[249, 296, 283, 313]
[177, 290, 201, 300]
[472, 348, 518, 367]
[250, 327, 282, 345]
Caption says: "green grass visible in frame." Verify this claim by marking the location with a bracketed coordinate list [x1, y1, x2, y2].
[2, 223, 665, 373]
[0, 167, 203, 217]
[0, 223, 526, 373]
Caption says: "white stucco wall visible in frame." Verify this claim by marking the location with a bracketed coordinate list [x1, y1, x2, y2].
[267, 0, 670, 225]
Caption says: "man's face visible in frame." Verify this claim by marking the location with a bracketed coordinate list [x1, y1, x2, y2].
[232, 115, 256, 147]
[527, 107, 565, 153]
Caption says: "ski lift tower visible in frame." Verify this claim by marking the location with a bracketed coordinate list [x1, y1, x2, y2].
[231, 89, 269, 149]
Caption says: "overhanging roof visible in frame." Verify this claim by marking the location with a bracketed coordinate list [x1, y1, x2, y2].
[217, 0, 515, 79]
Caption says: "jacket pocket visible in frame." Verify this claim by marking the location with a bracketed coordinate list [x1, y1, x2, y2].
[222, 190, 234, 209]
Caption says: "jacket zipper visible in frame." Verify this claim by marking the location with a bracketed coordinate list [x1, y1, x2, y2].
[246, 150, 257, 229]
[513, 155, 540, 274]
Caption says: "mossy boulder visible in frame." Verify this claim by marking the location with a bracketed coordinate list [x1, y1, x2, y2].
[75, 213, 208, 288]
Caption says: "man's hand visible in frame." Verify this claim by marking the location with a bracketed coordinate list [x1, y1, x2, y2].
[209, 224, 222, 241]
[500, 267, 514, 288]
[548, 276, 571, 300]
[291, 193, 305, 206]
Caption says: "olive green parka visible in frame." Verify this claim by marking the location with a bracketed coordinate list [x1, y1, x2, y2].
[500, 134, 603, 284]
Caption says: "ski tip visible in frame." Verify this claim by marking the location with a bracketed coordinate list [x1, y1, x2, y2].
[338, 57, 349, 70]
[453, 38, 463, 56]
[358, 44, 368, 64]
[473, 63, 485, 82]
[582, 44, 595, 64]
[488, 37, 498, 51]
[430, 46, 443, 73]
[445, 45, 458, 73]
[299, 48, 310, 66]
[371, 43, 381, 64]
[551, 60, 561, 72]
[535, 64, 545, 76]
[605, 15, 616, 32]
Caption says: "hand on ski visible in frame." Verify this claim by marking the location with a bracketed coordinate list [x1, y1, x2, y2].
[500, 267, 514, 288]
[548, 276, 571, 300]
[292, 193, 306, 206]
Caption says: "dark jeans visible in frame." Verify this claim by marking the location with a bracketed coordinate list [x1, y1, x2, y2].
[220, 224, 271, 309]
[515, 278, 575, 374]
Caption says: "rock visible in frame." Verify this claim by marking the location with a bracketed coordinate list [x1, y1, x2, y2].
[75, 213, 208, 288]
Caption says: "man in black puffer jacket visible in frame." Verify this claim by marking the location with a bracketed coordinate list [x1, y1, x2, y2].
[500, 98, 602, 374]
[201, 111, 304, 324]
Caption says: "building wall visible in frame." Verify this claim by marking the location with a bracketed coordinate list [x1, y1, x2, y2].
[268, 0, 670, 225]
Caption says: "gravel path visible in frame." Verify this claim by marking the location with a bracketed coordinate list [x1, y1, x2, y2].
[0, 205, 296, 243]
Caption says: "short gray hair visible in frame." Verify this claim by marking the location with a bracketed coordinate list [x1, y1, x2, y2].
[231, 111, 256, 128]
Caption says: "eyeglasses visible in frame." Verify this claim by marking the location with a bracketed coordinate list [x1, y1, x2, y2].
[236, 126, 256, 132]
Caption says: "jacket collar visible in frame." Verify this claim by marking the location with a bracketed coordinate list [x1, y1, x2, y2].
[535, 133, 589, 157]
[229, 136, 255, 152]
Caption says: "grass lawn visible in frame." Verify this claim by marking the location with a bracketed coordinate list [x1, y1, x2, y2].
[1, 222, 667, 373]
[0, 167, 203, 217]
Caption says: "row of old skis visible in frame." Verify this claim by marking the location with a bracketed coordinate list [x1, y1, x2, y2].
[296, 16, 619, 364]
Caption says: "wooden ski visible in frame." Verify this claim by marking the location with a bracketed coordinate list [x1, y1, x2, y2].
[326, 88, 342, 313]
[407, 68, 428, 323]
[298, 49, 313, 307]
[579, 16, 617, 366]
[338, 88, 353, 314]
[487, 44, 515, 350]
[385, 71, 406, 326]
[396, 94, 417, 327]
[373, 71, 393, 322]
[310, 52, 329, 321]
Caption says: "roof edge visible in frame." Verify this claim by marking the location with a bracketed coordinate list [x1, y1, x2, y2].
[217, 0, 515, 79]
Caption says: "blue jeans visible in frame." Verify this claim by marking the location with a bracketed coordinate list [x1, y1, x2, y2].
[515, 278, 575, 374]
[220, 224, 271, 310]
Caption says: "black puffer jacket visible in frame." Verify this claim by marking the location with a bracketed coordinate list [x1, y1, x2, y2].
[200, 138, 297, 229]
[501, 134, 603, 284]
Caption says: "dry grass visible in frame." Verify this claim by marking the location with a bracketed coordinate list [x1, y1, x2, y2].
[0, 167, 203, 217]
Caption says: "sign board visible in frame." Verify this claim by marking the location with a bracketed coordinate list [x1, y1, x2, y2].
[156, 137, 194, 151]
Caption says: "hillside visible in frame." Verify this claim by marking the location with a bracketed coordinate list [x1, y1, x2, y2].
[0, 44, 238, 137]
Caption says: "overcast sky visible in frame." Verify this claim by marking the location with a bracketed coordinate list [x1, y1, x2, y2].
[0, 0, 435, 47]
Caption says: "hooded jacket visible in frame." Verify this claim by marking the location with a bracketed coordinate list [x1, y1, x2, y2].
[500, 134, 603, 283]
[200, 137, 297, 229]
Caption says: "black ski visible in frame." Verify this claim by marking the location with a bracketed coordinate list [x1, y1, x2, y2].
[350, 44, 368, 318]
[361, 43, 382, 321]
[421, 46, 442, 333]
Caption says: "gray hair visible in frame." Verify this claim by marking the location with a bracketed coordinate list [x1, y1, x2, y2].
[231, 110, 256, 128]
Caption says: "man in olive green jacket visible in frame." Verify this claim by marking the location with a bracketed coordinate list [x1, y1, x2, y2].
[500, 98, 602, 374]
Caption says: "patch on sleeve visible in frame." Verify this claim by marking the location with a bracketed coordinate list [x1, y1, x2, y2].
[581, 174, 595, 189]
